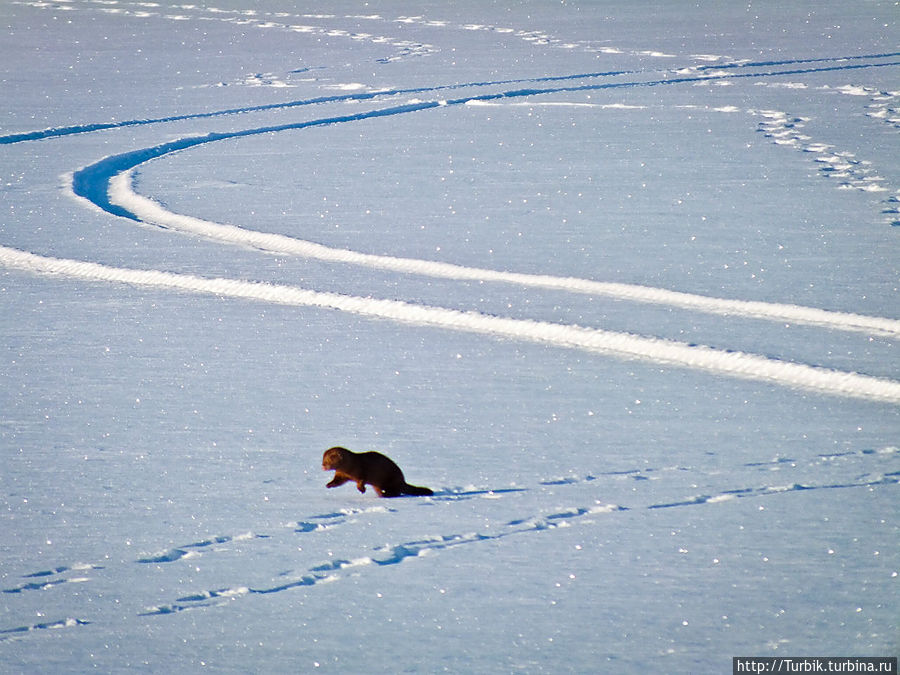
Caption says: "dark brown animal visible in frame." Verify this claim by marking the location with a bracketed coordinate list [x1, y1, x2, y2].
[322, 446, 433, 497]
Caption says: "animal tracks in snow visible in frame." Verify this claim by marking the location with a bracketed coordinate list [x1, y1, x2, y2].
[135, 532, 269, 564]
[14, 0, 439, 67]
[1, 564, 102, 595]
[753, 105, 900, 226]
[10, 0, 719, 71]
[66, 466, 900, 619]
[0, 618, 92, 641]
[2, 447, 895, 631]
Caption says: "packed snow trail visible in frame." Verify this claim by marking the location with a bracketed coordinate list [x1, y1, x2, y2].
[107, 169, 900, 338]
[2, 245, 899, 404]
[7, 56, 898, 403]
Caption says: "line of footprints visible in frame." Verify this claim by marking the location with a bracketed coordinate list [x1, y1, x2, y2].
[755, 91, 900, 226]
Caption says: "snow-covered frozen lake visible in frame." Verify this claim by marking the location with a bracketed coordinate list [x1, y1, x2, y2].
[1, 1, 898, 672]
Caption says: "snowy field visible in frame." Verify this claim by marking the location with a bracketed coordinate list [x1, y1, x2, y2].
[1, 1, 898, 672]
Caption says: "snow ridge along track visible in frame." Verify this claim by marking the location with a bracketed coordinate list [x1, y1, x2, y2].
[2, 246, 899, 405]
[107, 170, 900, 339]
[0, 54, 900, 403]
[2, 24, 898, 401]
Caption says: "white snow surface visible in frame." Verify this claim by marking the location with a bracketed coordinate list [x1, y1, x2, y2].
[1, 1, 898, 672]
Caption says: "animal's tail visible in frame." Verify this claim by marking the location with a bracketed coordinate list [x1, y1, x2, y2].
[402, 483, 434, 497]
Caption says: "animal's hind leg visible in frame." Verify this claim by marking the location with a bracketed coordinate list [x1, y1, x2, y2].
[377, 487, 401, 498]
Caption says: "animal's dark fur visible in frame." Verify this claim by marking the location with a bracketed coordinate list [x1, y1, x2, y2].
[322, 447, 433, 497]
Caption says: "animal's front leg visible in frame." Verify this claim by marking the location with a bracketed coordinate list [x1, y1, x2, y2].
[356, 480, 367, 493]
[327, 473, 351, 488]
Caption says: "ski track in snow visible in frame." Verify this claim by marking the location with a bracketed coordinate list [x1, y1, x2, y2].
[2, 3, 899, 643]
[4, 245, 900, 404]
[1, 446, 896, 632]
[105, 155, 900, 339]
[3, 57, 900, 398]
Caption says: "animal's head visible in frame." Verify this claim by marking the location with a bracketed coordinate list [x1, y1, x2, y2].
[322, 446, 348, 471]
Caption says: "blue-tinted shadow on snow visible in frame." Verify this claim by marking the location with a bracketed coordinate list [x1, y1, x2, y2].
[66, 57, 900, 227]
[3, 52, 897, 146]
[429, 487, 528, 500]
[136, 533, 270, 565]
[8, 465, 895, 624]
[69, 100, 444, 221]
[0, 618, 91, 642]
[138, 508, 625, 616]
[2, 70, 637, 145]
[647, 475, 897, 509]
[2, 564, 104, 595]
